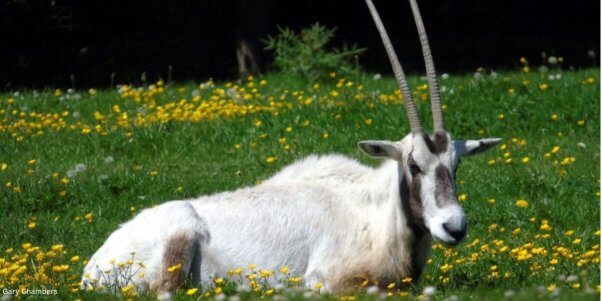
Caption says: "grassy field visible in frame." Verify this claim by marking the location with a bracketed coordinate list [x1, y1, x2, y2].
[0, 67, 599, 300]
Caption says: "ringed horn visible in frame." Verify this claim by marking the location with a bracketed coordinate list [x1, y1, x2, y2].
[365, 0, 445, 134]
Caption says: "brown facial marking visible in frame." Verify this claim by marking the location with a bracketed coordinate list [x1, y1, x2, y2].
[151, 231, 193, 294]
[400, 171, 427, 281]
[435, 164, 457, 207]
[420, 132, 449, 154]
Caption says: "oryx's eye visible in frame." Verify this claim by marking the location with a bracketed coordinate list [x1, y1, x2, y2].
[409, 164, 422, 175]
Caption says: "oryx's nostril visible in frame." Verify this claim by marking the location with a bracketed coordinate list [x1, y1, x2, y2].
[443, 217, 467, 242]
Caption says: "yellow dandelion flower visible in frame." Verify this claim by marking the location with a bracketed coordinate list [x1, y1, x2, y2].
[516, 199, 528, 208]
[166, 263, 182, 272]
[265, 157, 276, 164]
[186, 288, 198, 296]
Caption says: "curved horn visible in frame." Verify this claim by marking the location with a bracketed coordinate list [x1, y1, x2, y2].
[409, 0, 444, 133]
[365, 0, 423, 134]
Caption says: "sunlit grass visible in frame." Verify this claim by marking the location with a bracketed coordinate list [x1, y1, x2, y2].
[0, 66, 599, 300]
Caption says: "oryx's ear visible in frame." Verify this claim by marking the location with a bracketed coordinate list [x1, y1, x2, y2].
[454, 138, 502, 157]
[357, 140, 403, 160]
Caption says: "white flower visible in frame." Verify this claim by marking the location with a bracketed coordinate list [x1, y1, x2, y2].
[72, 111, 81, 119]
[226, 88, 240, 100]
[423, 286, 436, 296]
[373, 73, 382, 81]
[548, 56, 558, 65]
[366, 285, 380, 295]
[504, 290, 515, 299]
[214, 293, 226, 301]
[536, 286, 547, 294]
[74, 163, 87, 173]
[441, 73, 449, 79]
[104, 156, 115, 164]
[566, 275, 579, 282]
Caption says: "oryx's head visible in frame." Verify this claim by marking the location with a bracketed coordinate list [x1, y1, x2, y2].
[358, 0, 500, 246]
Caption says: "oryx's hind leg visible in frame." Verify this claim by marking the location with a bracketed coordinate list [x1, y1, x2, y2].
[151, 229, 202, 298]
[81, 201, 209, 298]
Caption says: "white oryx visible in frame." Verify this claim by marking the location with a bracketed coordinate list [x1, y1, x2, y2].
[82, 0, 500, 297]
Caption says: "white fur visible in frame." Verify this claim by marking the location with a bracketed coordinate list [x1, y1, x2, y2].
[82, 133, 498, 294]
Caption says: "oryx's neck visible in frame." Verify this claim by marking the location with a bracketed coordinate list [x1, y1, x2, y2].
[369, 159, 432, 282]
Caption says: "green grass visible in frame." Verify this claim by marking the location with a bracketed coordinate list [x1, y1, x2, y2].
[0, 68, 599, 300]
